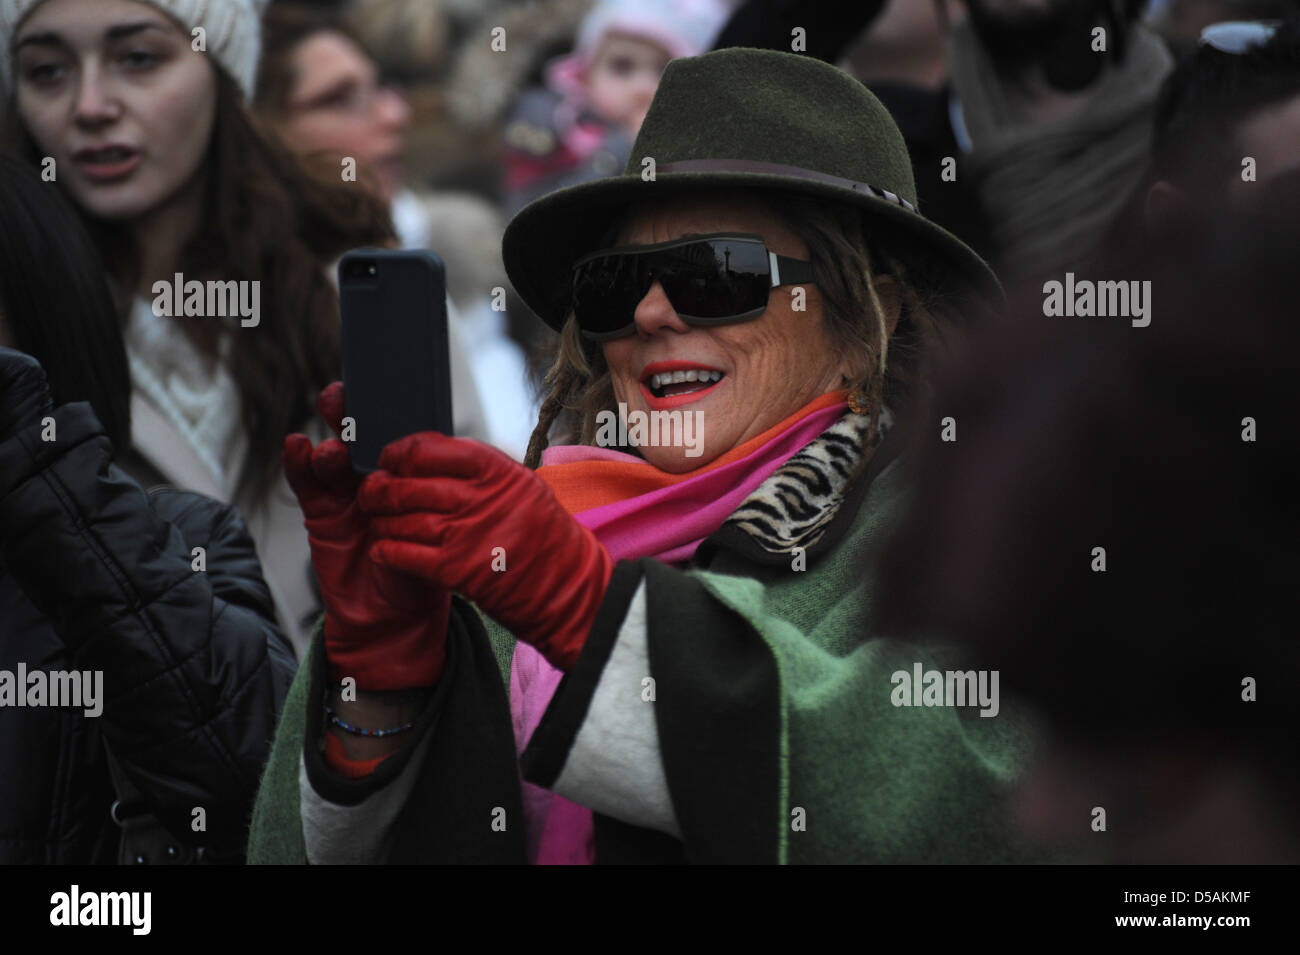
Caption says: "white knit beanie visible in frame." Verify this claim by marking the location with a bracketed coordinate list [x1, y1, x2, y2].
[0, 0, 270, 100]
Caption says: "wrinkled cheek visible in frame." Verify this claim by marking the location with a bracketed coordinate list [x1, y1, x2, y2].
[602, 348, 638, 405]
[701, 393, 740, 450]
[607, 373, 631, 406]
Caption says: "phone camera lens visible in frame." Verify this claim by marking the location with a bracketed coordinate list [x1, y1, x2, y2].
[343, 259, 378, 282]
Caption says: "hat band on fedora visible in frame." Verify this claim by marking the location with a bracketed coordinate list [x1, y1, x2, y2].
[657, 159, 917, 213]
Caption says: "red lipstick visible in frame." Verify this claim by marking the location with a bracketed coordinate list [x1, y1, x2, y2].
[638, 360, 726, 410]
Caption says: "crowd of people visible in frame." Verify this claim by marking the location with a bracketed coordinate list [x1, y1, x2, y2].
[0, 0, 1295, 866]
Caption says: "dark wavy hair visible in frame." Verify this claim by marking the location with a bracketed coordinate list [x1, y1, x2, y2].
[0, 150, 129, 449]
[5, 65, 394, 501]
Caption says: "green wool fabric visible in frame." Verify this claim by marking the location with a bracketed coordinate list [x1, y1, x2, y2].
[248, 629, 315, 864]
[691, 460, 1051, 863]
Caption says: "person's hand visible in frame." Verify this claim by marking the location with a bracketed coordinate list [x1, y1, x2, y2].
[0, 347, 54, 443]
[283, 382, 450, 690]
[358, 432, 615, 671]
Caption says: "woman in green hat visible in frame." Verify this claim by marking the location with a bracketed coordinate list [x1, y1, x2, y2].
[251, 47, 1036, 864]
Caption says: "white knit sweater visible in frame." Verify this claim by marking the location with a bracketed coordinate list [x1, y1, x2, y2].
[124, 297, 245, 492]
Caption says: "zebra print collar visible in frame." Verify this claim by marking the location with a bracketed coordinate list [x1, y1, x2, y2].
[719, 407, 895, 557]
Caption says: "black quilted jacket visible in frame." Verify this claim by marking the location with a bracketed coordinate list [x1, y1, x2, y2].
[0, 401, 295, 864]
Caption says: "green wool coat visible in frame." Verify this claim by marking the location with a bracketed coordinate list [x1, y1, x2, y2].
[247, 445, 1067, 864]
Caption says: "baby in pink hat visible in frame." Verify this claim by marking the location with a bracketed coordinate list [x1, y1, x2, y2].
[503, 0, 731, 215]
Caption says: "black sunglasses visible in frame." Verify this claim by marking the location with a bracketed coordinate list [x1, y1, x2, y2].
[569, 232, 817, 341]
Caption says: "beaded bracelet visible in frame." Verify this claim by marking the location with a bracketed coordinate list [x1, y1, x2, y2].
[325, 706, 416, 738]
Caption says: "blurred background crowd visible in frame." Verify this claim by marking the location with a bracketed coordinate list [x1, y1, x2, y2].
[238, 0, 1300, 449]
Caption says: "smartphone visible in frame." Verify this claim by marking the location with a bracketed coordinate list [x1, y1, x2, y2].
[339, 248, 455, 473]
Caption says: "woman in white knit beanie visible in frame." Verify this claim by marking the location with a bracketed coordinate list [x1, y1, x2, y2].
[0, 0, 395, 656]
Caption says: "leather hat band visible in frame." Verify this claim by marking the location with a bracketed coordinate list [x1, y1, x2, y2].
[656, 159, 917, 213]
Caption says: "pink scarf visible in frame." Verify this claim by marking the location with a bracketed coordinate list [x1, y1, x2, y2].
[511, 398, 849, 863]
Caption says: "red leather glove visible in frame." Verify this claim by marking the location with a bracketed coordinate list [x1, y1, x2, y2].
[283, 383, 451, 690]
[357, 432, 615, 671]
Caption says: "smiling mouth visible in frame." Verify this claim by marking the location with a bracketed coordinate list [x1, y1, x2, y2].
[646, 368, 725, 399]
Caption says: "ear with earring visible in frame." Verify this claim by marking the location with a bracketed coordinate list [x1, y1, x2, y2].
[841, 370, 871, 415]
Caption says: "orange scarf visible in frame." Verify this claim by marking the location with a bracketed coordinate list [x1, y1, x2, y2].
[536, 389, 848, 512]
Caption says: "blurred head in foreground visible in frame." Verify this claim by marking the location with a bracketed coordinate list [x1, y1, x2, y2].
[877, 169, 1300, 863]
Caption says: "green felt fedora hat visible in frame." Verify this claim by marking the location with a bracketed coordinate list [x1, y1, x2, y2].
[502, 46, 1000, 333]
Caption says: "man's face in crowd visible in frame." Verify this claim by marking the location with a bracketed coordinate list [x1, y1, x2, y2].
[964, 0, 1095, 63]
